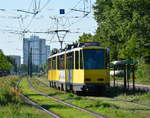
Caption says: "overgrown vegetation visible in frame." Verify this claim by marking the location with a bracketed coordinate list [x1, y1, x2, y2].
[0, 76, 51, 118]
[135, 63, 150, 84]
[0, 76, 21, 105]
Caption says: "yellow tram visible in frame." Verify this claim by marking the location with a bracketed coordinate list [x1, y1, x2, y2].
[48, 42, 110, 93]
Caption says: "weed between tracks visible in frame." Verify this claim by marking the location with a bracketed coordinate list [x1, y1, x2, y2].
[30, 76, 150, 118]
[20, 78, 97, 118]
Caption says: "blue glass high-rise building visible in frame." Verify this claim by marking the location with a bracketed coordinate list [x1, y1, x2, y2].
[23, 35, 50, 65]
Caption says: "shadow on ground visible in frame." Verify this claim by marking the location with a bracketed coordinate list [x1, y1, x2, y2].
[79, 86, 148, 97]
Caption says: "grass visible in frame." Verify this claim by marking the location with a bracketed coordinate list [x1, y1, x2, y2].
[20, 78, 97, 118]
[135, 64, 150, 85]
[115, 92, 150, 105]
[30, 76, 150, 118]
[0, 76, 51, 118]
[0, 104, 51, 118]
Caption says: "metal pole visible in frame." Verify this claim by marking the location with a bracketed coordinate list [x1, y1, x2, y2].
[132, 65, 135, 94]
[113, 66, 116, 87]
[127, 65, 130, 89]
[28, 52, 30, 75]
[124, 64, 127, 93]
[126, 64, 128, 91]
[60, 41, 63, 50]
[30, 48, 32, 78]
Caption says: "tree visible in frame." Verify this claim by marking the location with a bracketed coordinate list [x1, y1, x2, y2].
[51, 48, 59, 55]
[0, 49, 12, 74]
[6, 56, 17, 73]
[119, 33, 142, 60]
[93, 0, 150, 62]
[78, 33, 95, 42]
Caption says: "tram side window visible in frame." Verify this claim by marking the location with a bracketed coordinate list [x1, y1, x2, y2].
[75, 51, 79, 69]
[58, 55, 64, 70]
[48, 58, 52, 70]
[67, 52, 74, 69]
[80, 50, 83, 69]
[52, 57, 56, 69]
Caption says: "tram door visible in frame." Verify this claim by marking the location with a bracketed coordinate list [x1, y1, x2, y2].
[66, 52, 74, 83]
[58, 55, 65, 82]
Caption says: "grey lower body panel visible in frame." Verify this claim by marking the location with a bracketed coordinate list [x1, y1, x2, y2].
[49, 80, 109, 92]
[72, 83, 109, 92]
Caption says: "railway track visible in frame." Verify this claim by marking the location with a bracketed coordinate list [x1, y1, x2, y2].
[27, 77, 150, 118]
[36, 77, 150, 93]
[33, 77, 150, 109]
[16, 78, 61, 118]
[27, 78, 109, 118]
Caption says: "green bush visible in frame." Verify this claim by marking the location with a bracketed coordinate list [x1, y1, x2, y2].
[0, 76, 22, 105]
[136, 63, 150, 84]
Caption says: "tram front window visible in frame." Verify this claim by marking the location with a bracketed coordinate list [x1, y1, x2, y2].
[83, 49, 105, 69]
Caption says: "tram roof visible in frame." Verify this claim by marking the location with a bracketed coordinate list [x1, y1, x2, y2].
[48, 46, 106, 59]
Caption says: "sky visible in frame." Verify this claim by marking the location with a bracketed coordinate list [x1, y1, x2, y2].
[0, 0, 97, 62]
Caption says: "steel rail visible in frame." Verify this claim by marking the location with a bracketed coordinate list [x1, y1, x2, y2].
[16, 78, 61, 118]
[27, 78, 109, 118]
[34, 78, 150, 109]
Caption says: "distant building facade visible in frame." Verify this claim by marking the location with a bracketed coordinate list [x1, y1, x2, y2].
[23, 35, 50, 65]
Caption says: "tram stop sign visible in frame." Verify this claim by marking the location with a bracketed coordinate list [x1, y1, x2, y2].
[60, 9, 65, 14]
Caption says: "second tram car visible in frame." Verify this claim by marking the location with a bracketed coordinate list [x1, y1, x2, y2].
[48, 42, 110, 93]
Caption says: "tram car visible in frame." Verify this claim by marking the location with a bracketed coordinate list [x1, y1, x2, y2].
[48, 42, 110, 93]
